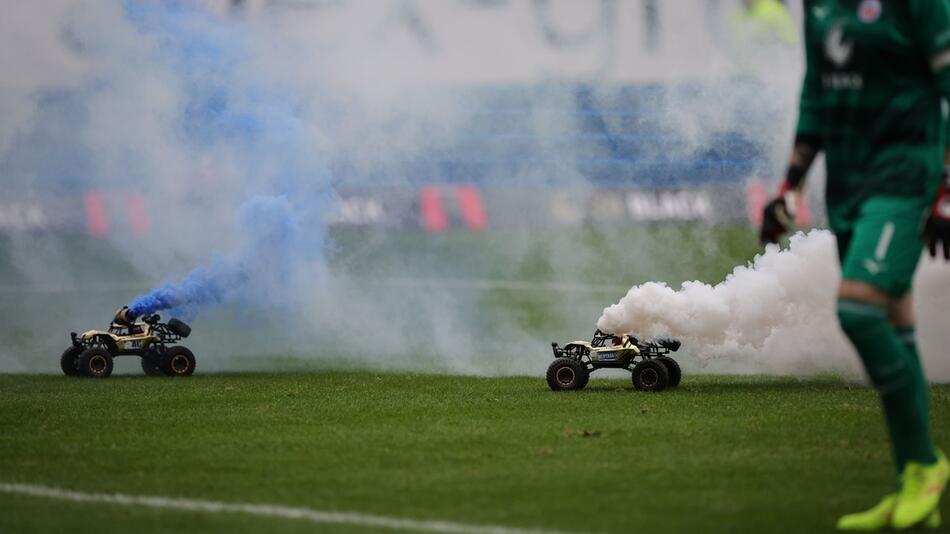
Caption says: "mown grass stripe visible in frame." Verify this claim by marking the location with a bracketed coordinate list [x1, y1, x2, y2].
[0, 482, 576, 534]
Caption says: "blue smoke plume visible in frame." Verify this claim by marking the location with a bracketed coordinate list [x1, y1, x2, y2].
[120, 1, 332, 320]
[128, 195, 299, 319]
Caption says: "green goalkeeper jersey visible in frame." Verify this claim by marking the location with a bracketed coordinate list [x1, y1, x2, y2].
[797, 0, 950, 204]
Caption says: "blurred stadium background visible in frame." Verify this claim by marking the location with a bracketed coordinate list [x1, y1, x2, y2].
[1, 0, 821, 374]
[6, 6, 950, 533]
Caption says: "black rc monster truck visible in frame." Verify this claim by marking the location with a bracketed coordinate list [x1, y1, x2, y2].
[547, 330, 682, 392]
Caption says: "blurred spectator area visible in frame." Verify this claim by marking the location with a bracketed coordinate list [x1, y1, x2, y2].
[0, 0, 794, 233]
[0, 83, 769, 233]
[331, 84, 767, 188]
[6, 84, 767, 192]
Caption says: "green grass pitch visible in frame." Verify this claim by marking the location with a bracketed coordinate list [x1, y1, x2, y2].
[1, 372, 948, 533]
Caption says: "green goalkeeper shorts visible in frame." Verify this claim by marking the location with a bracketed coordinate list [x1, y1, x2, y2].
[829, 196, 929, 298]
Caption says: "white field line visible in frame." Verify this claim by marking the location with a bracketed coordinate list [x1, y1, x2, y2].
[0, 482, 577, 534]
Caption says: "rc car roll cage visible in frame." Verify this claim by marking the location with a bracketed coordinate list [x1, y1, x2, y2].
[551, 329, 681, 371]
[70, 314, 190, 356]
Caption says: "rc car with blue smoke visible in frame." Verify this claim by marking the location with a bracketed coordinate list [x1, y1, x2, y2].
[547, 329, 682, 392]
[60, 307, 196, 378]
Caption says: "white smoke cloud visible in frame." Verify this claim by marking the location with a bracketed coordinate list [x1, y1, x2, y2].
[914, 257, 950, 382]
[598, 230, 950, 381]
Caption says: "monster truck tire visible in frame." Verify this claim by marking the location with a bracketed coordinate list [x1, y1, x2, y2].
[161, 346, 196, 377]
[631, 359, 669, 392]
[656, 357, 681, 387]
[60, 347, 83, 377]
[140, 353, 167, 376]
[78, 347, 114, 378]
[546, 358, 589, 391]
[167, 318, 191, 338]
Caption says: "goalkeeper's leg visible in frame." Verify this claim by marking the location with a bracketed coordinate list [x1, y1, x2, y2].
[837, 291, 937, 474]
[836, 198, 938, 468]
[835, 198, 945, 530]
[836, 289, 945, 530]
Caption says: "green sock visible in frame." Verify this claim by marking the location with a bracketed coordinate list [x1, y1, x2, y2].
[837, 300, 937, 476]
[895, 326, 924, 387]
[895, 326, 933, 457]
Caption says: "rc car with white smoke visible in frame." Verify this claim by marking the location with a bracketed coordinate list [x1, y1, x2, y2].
[60, 307, 197, 378]
[547, 329, 682, 392]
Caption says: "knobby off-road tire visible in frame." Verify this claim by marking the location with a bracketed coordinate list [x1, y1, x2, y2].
[141, 353, 167, 376]
[631, 359, 669, 392]
[167, 318, 191, 338]
[78, 347, 114, 378]
[162, 346, 196, 377]
[656, 357, 682, 387]
[546, 358, 589, 391]
[60, 347, 83, 377]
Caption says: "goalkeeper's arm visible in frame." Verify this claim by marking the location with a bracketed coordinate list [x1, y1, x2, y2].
[759, 135, 821, 245]
[923, 148, 950, 259]
[912, 0, 950, 259]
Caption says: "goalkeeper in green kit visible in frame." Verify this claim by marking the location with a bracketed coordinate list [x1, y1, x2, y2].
[760, 0, 950, 530]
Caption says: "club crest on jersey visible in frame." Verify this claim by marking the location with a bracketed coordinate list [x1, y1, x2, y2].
[825, 24, 853, 67]
[858, 0, 881, 23]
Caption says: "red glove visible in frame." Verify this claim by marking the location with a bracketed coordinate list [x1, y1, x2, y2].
[924, 170, 950, 260]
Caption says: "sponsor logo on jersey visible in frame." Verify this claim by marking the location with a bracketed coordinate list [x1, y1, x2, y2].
[822, 73, 863, 90]
[858, 0, 881, 23]
[825, 24, 853, 67]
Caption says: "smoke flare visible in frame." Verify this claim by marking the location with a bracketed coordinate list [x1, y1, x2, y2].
[117, 1, 331, 321]
[597, 230, 860, 375]
[127, 195, 300, 319]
